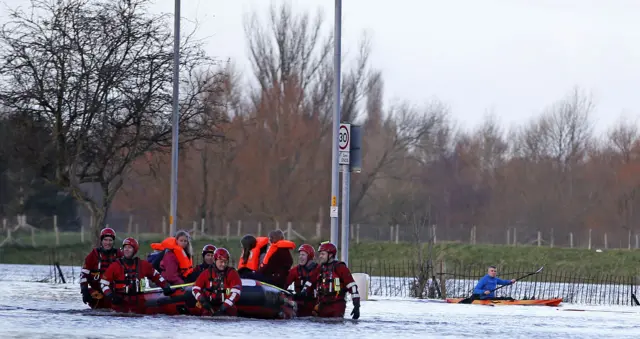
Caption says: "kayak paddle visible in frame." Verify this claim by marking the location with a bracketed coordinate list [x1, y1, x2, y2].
[458, 266, 544, 304]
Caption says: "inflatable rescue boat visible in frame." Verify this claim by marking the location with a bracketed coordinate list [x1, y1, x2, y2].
[93, 279, 297, 319]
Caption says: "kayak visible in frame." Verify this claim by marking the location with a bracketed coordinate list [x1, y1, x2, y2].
[90, 279, 297, 319]
[445, 298, 563, 307]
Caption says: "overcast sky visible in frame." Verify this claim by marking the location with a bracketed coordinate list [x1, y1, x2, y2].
[3, 0, 640, 134]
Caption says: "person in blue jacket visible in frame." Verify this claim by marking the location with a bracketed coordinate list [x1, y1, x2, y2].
[472, 266, 516, 299]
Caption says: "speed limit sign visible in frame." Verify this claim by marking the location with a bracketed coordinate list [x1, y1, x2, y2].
[338, 123, 351, 151]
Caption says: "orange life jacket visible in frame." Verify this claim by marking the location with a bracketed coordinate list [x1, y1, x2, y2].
[237, 237, 269, 271]
[150, 237, 194, 278]
[260, 239, 296, 267]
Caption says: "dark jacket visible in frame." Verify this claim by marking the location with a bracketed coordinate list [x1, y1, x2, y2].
[257, 240, 296, 289]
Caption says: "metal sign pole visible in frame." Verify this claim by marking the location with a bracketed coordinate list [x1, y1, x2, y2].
[330, 0, 342, 247]
[169, 0, 181, 236]
[341, 165, 350, 265]
[339, 123, 351, 264]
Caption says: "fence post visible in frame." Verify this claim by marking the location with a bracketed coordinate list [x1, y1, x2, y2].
[127, 214, 133, 237]
[636, 234, 638, 249]
[258, 222, 262, 236]
[287, 221, 292, 240]
[1, 218, 6, 231]
[356, 224, 360, 244]
[53, 214, 60, 247]
[350, 224, 354, 240]
[507, 228, 510, 245]
[513, 227, 517, 246]
[31, 227, 36, 247]
[569, 232, 573, 248]
[81, 225, 85, 243]
[588, 229, 592, 250]
[225, 222, 230, 240]
[162, 216, 167, 235]
[389, 225, 394, 243]
[629, 229, 632, 250]
[432, 225, 437, 244]
[192, 221, 197, 240]
[537, 231, 541, 246]
[315, 222, 321, 239]
[237, 220, 242, 237]
[438, 261, 447, 298]
[127, 214, 133, 235]
[135, 223, 139, 239]
[604, 232, 608, 249]
[550, 228, 554, 248]
[395, 224, 399, 244]
[200, 218, 205, 237]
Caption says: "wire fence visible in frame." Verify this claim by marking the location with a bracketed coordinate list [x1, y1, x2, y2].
[33, 250, 640, 307]
[2, 213, 640, 249]
[347, 260, 640, 306]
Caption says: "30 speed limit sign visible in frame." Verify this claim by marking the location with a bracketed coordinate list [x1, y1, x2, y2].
[338, 123, 351, 151]
[338, 123, 351, 165]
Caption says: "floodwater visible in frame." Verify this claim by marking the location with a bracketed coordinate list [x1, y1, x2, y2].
[0, 264, 638, 339]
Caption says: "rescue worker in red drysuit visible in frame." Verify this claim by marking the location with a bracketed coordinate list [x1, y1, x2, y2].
[256, 229, 296, 289]
[192, 248, 243, 316]
[286, 244, 318, 317]
[312, 241, 361, 319]
[100, 237, 173, 313]
[185, 244, 217, 282]
[80, 227, 123, 308]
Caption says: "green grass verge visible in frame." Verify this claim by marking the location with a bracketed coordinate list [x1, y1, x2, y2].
[1, 232, 638, 277]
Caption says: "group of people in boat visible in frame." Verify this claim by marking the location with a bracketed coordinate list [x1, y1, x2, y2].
[80, 227, 360, 319]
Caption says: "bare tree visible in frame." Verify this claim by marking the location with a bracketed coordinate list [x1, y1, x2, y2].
[547, 90, 593, 168]
[0, 0, 224, 239]
[603, 116, 640, 237]
[244, 3, 332, 110]
[244, 2, 374, 128]
[607, 116, 639, 164]
[354, 100, 452, 221]
[399, 183, 439, 299]
[193, 68, 245, 232]
[473, 114, 508, 174]
[240, 2, 377, 222]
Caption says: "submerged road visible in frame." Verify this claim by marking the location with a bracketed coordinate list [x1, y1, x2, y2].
[0, 264, 637, 338]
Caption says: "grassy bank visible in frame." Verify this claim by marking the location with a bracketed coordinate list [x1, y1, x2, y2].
[1, 231, 639, 277]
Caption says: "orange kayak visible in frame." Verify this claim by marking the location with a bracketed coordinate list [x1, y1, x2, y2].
[446, 298, 563, 307]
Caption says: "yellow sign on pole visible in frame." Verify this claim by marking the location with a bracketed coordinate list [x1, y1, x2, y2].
[331, 196, 337, 207]
[169, 215, 174, 225]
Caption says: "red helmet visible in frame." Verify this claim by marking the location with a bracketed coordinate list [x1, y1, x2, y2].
[100, 228, 116, 240]
[213, 248, 230, 261]
[298, 244, 315, 260]
[318, 241, 337, 257]
[122, 237, 139, 255]
[202, 244, 217, 257]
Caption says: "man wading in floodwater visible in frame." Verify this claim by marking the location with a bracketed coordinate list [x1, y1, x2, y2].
[472, 266, 516, 300]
